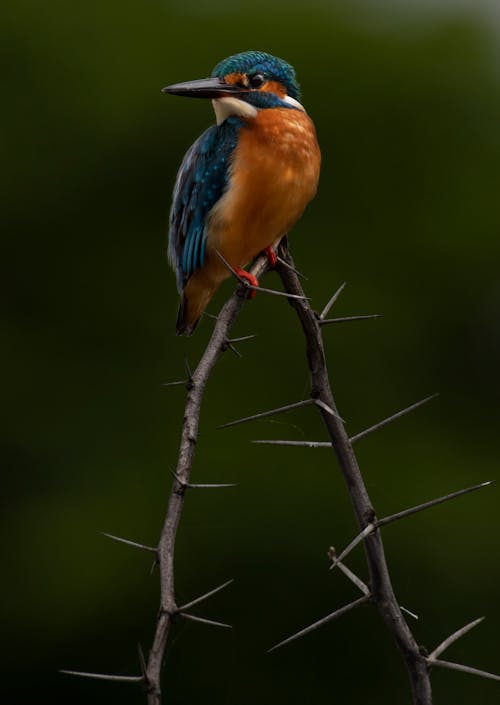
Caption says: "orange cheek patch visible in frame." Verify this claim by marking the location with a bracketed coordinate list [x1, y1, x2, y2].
[223, 72, 248, 87]
[261, 80, 286, 98]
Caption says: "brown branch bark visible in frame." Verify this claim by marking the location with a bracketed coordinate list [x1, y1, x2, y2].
[275, 239, 433, 705]
[144, 255, 270, 704]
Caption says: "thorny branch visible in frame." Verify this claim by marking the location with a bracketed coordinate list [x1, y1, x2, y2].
[144, 253, 271, 703]
[269, 241, 430, 704]
[266, 239, 497, 704]
[62, 240, 498, 704]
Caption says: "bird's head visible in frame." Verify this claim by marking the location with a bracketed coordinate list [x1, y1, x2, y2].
[163, 51, 305, 124]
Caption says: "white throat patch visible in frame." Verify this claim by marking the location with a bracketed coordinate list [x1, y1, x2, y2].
[283, 95, 306, 112]
[212, 97, 258, 125]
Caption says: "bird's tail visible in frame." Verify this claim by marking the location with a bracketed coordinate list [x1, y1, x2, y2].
[176, 295, 199, 336]
[175, 274, 217, 336]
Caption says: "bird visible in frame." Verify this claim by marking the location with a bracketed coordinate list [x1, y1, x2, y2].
[163, 50, 321, 335]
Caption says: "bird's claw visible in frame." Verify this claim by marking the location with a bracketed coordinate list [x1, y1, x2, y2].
[235, 268, 258, 299]
[264, 246, 277, 268]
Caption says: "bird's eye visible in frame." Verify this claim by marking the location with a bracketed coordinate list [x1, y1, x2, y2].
[249, 73, 265, 89]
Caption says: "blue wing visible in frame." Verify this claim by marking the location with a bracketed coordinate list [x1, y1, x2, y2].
[168, 118, 240, 291]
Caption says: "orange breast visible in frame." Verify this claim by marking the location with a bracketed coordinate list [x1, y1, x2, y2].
[206, 107, 321, 268]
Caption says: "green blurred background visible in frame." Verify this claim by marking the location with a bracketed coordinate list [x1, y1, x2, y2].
[3, 0, 500, 703]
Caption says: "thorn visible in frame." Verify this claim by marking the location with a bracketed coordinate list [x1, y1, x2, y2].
[275, 255, 308, 280]
[350, 394, 439, 444]
[161, 380, 187, 388]
[171, 470, 188, 490]
[251, 439, 332, 448]
[377, 481, 494, 530]
[328, 547, 370, 595]
[215, 250, 308, 301]
[429, 617, 485, 661]
[400, 605, 419, 620]
[137, 644, 147, 679]
[218, 399, 315, 430]
[171, 470, 237, 489]
[60, 670, 143, 684]
[226, 334, 258, 344]
[314, 398, 344, 422]
[251, 395, 439, 450]
[224, 342, 243, 358]
[184, 357, 192, 380]
[100, 532, 157, 554]
[176, 579, 234, 613]
[329, 524, 375, 570]
[320, 314, 381, 325]
[430, 659, 500, 682]
[330, 482, 493, 571]
[267, 595, 369, 653]
[179, 613, 232, 629]
[187, 482, 238, 489]
[319, 282, 346, 320]
[185, 482, 237, 489]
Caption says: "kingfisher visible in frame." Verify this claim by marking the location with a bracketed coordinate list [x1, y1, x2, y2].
[163, 51, 321, 335]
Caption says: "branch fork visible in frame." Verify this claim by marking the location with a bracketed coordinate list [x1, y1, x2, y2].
[65, 242, 497, 705]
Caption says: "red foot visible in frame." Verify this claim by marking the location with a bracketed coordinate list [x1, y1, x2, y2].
[264, 246, 277, 268]
[235, 268, 258, 299]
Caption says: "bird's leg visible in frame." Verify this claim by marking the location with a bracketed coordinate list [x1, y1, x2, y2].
[234, 247, 275, 299]
[234, 269, 258, 299]
[263, 246, 277, 268]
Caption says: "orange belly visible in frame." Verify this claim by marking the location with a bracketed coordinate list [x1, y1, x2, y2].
[180, 108, 320, 334]
[207, 107, 321, 267]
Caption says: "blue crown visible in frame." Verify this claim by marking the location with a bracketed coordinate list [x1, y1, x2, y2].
[211, 51, 301, 100]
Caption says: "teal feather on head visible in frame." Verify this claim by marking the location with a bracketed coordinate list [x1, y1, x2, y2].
[211, 50, 301, 100]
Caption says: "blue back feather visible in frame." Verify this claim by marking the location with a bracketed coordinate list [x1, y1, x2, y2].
[168, 117, 242, 290]
[169, 51, 301, 291]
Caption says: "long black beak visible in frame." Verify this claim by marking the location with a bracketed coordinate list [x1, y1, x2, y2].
[162, 77, 246, 99]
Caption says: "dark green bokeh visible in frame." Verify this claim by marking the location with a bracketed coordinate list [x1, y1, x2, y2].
[3, 1, 500, 703]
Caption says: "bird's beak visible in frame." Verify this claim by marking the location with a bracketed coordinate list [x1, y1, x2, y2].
[162, 77, 245, 99]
